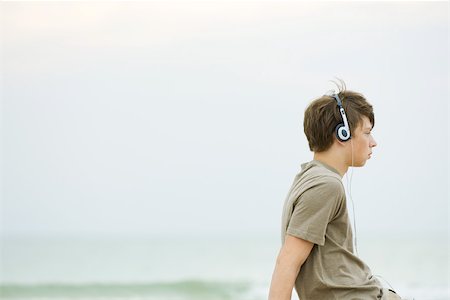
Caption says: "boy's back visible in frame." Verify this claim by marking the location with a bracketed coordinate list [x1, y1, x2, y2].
[281, 159, 382, 299]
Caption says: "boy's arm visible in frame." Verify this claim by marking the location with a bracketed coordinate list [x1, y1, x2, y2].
[268, 234, 314, 300]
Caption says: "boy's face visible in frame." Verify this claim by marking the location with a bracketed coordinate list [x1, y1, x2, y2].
[348, 116, 377, 167]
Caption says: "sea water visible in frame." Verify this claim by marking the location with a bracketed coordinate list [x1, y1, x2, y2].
[0, 234, 448, 300]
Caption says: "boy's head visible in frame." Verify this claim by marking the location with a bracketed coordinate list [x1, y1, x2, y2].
[303, 83, 375, 153]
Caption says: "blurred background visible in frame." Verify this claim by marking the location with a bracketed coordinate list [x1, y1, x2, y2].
[0, 1, 448, 299]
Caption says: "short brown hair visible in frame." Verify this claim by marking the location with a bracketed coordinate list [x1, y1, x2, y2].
[303, 81, 375, 152]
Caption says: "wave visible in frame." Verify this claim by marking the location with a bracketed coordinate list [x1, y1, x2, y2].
[0, 280, 266, 300]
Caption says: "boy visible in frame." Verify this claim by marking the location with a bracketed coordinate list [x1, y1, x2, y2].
[268, 83, 402, 300]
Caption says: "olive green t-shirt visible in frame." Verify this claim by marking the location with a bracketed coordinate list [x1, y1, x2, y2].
[281, 159, 382, 300]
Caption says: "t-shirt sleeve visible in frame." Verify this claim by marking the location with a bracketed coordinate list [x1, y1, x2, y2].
[286, 179, 343, 246]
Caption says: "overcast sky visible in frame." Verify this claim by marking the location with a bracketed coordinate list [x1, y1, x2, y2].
[1, 1, 448, 239]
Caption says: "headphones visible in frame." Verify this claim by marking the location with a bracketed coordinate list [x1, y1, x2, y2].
[332, 93, 351, 142]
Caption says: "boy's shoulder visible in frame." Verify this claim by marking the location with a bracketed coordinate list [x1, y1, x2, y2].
[287, 160, 344, 200]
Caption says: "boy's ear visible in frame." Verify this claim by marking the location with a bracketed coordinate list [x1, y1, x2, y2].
[334, 136, 348, 147]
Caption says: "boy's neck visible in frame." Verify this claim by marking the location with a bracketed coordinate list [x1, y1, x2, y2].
[313, 152, 349, 178]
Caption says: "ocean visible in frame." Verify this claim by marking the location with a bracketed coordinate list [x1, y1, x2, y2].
[0, 234, 448, 300]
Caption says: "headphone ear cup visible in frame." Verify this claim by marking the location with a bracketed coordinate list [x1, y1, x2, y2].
[336, 123, 350, 141]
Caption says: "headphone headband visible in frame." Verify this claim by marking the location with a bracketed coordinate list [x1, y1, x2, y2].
[332, 93, 343, 107]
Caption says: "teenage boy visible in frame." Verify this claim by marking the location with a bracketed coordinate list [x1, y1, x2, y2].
[268, 86, 403, 300]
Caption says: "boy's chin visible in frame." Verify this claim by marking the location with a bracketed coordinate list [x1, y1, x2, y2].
[351, 160, 367, 167]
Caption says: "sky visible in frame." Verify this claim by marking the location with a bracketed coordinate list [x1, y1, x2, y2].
[0, 1, 448, 239]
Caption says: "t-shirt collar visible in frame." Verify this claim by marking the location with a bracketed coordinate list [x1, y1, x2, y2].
[311, 159, 341, 177]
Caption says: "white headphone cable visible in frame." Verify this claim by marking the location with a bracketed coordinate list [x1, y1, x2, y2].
[346, 138, 358, 256]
